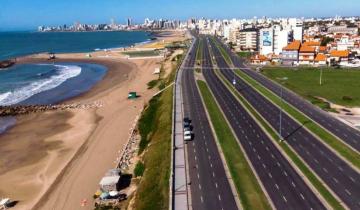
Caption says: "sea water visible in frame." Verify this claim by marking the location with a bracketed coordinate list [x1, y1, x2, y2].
[0, 31, 151, 60]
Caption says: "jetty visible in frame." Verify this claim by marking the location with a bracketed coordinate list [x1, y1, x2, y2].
[0, 59, 16, 69]
[0, 101, 103, 117]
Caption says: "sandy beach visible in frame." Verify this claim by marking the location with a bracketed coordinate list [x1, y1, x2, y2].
[0, 30, 186, 210]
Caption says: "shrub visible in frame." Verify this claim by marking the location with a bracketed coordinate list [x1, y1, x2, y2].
[134, 161, 145, 177]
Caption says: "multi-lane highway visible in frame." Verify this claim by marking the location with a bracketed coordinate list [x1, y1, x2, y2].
[181, 38, 238, 210]
[216, 37, 360, 153]
[201, 36, 326, 209]
[209, 37, 360, 209]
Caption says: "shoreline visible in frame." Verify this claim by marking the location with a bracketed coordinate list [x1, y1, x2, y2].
[0, 30, 186, 210]
[0, 54, 159, 210]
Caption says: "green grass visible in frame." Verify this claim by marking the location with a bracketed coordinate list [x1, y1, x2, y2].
[134, 161, 145, 177]
[235, 69, 360, 170]
[147, 79, 159, 89]
[123, 50, 160, 58]
[133, 41, 188, 210]
[216, 70, 344, 210]
[237, 51, 252, 58]
[197, 80, 272, 210]
[211, 37, 233, 66]
[262, 67, 360, 107]
[134, 88, 172, 210]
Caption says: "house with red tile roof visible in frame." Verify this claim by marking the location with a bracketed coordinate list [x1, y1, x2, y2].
[250, 54, 269, 65]
[299, 45, 316, 64]
[281, 40, 301, 65]
[314, 53, 327, 65]
[329, 50, 349, 65]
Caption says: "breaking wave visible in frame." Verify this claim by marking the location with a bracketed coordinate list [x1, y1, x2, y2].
[0, 64, 81, 106]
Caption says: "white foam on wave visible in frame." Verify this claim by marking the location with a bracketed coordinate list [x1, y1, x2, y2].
[0, 64, 82, 106]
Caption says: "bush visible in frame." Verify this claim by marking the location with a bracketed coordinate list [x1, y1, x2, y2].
[147, 79, 159, 89]
[134, 161, 145, 177]
[342, 96, 353, 101]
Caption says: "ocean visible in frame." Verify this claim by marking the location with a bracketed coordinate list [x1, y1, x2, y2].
[0, 31, 151, 133]
[0, 31, 151, 61]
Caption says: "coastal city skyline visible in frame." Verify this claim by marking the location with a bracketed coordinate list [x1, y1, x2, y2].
[1, 0, 360, 30]
[1, 1, 360, 210]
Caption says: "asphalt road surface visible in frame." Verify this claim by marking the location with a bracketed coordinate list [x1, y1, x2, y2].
[181, 37, 238, 210]
[216, 37, 360, 153]
[202, 36, 326, 210]
[209, 37, 360, 209]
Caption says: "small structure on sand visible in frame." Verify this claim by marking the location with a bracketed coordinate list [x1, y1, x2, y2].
[128, 92, 138, 99]
[0, 198, 11, 209]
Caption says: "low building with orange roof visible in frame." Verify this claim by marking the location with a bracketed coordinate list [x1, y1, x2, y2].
[250, 54, 269, 65]
[314, 53, 327, 65]
[303, 41, 321, 51]
[281, 40, 301, 65]
[299, 45, 316, 64]
[329, 50, 349, 65]
[319, 46, 327, 53]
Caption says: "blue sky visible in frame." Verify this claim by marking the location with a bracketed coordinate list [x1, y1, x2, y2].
[1, 0, 359, 30]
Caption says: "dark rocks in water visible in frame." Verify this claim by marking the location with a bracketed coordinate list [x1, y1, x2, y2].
[0, 60, 16, 69]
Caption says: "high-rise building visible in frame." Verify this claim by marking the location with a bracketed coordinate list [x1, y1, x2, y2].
[238, 28, 258, 51]
[259, 27, 274, 55]
[127, 18, 132, 27]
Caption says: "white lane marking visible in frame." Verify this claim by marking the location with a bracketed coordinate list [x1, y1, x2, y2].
[210, 163, 213, 168]
[338, 166, 344, 172]
[333, 177, 338, 184]
[195, 156, 197, 161]
[277, 162, 281, 167]
[283, 171, 288, 177]
[283, 195, 287, 203]
[199, 184, 202, 190]
[201, 196, 204, 203]
[215, 182, 218, 188]
[349, 176, 355, 183]
[197, 173, 200, 179]
[345, 189, 352, 196]
[300, 193, 305, 200]
[212, 172, 216, 177]
[323, 168, 328, 173]
[292, 182, 296, 188]
[275, 184, 279, 190]
[218, 194, 222, 201]
[257, 155, 261, 160]
[262, 163, 266, 169]
[268, 173, 272, 178]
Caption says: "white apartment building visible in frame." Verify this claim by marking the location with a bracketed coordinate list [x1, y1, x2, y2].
[337, 36, 355, 51]
[259, 27, 274, 55]
[260, 25, 293, 55]
[238, 28, 258, 51]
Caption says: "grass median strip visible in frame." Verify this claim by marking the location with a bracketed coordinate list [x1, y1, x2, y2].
[216, 70, 344, 210]
[197, 80, 272, 210]
[210, 37, 233, 65]
[234, 69, 360, 170]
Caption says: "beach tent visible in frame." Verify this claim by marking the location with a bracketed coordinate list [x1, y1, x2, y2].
[0, 198, 10, 209]
[99, 175, 121, 192]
